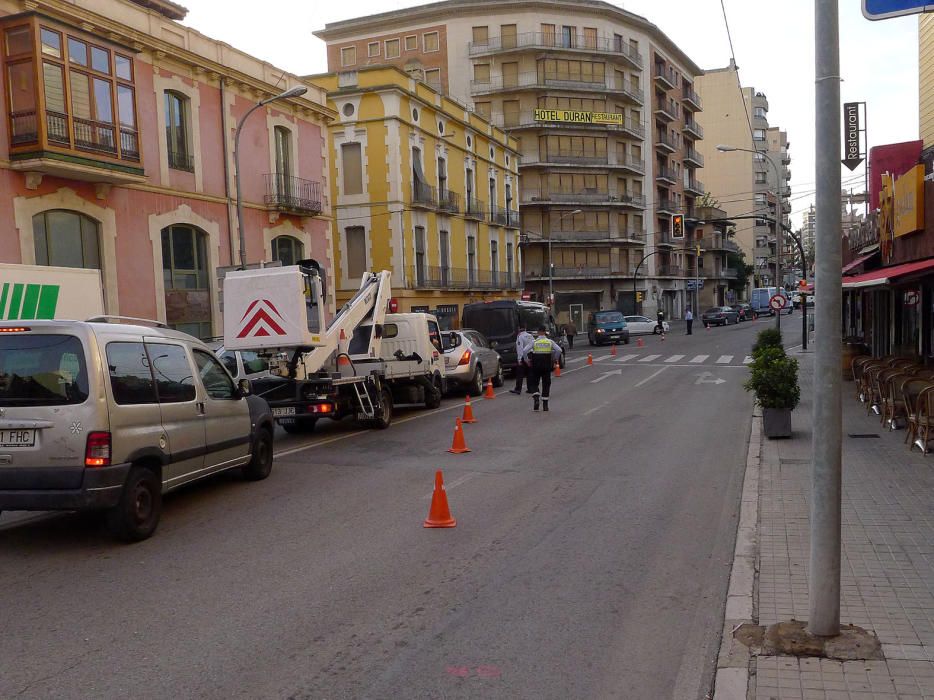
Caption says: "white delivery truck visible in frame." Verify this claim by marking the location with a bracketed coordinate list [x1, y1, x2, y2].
[222, 261, 445, 433]
[0, 263, 104, 321]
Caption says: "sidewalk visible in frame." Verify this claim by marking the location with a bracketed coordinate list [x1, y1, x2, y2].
[716, 350, 934, 699]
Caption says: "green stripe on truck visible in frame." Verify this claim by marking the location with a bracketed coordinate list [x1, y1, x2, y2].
[37, 285, 59, 319]
[20, 284, 41, 320]
[7, 283, 24, 321]
[0, 283, 8, 320]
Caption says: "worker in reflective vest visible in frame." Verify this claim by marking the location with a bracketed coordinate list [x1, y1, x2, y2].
[525, 326, 563, 412]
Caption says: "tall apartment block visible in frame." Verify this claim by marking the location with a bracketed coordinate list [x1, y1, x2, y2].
[315, 0, 719, 323]
[696, 60, 791, 291]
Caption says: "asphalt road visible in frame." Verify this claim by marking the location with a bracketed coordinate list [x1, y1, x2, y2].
[0, 314, 801, 699]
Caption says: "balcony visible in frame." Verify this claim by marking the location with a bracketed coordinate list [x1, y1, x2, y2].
[656, 197, 678, 215]
[489, 204, 509, 226]
[682, 86, 702, 111]
[525, 265, 638, 280]
[683, 148, 705, 168]
[168, 149, 194, 173]
[406, 266, 520, 290]
[491, 110, 646, 140]
[467, 31, 643, 69]
[464, 196, 486, 220]
[522, 189, 646, 208]
[655, 132, 677, 153]
[471, 72, 643, 104]
[781, 151, 791, 164]
[653, 65, 678, 90]
[654, 99, 680, 123]
[656, 165, 677, 185]
[657, 264, 683, 277]
[264, 174, 323, 216]
[411, 181, 439, 209]
[438, 189, 461, 214]
[683, 118, 704, 140]
[717, 268, 740, 279]
[684, 179, 705, 196]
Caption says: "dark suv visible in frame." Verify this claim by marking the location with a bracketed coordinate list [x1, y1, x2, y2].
[587, 311, 630, 346]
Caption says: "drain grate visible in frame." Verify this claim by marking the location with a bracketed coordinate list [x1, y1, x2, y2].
[848, 433, 881, 439]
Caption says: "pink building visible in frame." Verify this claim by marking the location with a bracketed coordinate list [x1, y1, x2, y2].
[0, 0, 335, 337]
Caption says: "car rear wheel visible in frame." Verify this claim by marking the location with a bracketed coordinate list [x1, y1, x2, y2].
[468, 366, 484, 396]
[492, 362, 505, 387]
[242, 428, 273, 481]
[425, 374, 443, 409]
[558, 352, 566, 369]
[653, 326, 661, 335]
[106, 465, 162, 542]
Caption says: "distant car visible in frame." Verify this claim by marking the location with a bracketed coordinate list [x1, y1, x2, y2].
[624, 315, 670, 335]
[702, 306, 740, 327]
[442, 329, 504, 396]
[586, 310, 631, 345]
[731, 303, 754, 322]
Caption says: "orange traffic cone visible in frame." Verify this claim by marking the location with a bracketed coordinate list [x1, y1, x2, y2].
[661, 333, 666, 342]
[462, 395, 477, 424]
[337, 328, 351, 366]
[483, 379, 496, 400]
[424, 470, 456, 528]
[610, 344, 617, 356]
[554, 362, 562, 377]
[587, 353, 593, 365]
[447, 417, 471, 454]
[637, 337, 645, 348]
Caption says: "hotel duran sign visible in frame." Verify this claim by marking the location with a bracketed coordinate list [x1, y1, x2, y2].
[533, 109, 624, 125]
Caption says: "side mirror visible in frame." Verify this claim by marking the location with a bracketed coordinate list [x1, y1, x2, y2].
[238, 378, 252, 397]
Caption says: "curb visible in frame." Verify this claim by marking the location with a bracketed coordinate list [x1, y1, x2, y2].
[713, 409, 761, 699]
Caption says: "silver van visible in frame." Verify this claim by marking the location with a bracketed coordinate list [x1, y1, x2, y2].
[0, 318, 275, 541]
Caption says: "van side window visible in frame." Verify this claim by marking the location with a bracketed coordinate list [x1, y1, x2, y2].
[193, 350, 236, 399]
[146, 343, 196, 403]
[107, 342, 158, 405]
[428, 320, 442, 352]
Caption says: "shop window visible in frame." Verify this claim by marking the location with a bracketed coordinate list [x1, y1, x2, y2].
[33, 210, 101, 269]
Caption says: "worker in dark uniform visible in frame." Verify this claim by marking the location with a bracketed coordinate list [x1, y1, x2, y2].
[526, 326, 563, 412]
[656, 309, 666, 335]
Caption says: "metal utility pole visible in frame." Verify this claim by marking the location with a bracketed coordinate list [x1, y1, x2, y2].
[809, 0, 842, 637]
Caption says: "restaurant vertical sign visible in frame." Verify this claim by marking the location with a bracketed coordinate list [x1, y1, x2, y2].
[842, 102, 866, 171]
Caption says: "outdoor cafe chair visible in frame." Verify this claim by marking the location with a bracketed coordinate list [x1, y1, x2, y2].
[867, 365, 898, 415]
[858, 361, 886, 404]
[905, 381, 934, 447]
[912, 386, 934, 455]
[851, 355, 874, 400]
[882, 372, 912, 430]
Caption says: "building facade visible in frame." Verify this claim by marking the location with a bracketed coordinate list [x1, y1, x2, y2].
[309, 66, 521, 329]
[0, 0, 334, 337]
[920, 13, 934, 146]
[315, 0, 714, 325]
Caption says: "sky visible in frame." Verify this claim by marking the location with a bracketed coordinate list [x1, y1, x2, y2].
[181, 0, 920, 230]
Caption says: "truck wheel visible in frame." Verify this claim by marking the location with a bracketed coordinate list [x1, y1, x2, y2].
[282, 419, 316, 434]
[492, 362, 505, 387]
[242, 428, 273, 481]
[558, 352, 566, 369]
[371, 387, 392, 429]
[425, 375, 443, 409]
[105, 465, 161, 542]
[468, 367, 484, 396]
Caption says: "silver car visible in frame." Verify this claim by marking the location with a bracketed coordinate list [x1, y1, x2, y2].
[442, 330, 504, 396]
[0, 319, 275, 541]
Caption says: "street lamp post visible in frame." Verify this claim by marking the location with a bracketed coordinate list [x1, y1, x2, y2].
[548, 209, 582, 306]
[717, 144, 784, 333]
[234, 85, 308, 267]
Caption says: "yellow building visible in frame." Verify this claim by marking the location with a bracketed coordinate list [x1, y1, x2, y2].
[309, 66, 521, 328]
[921, 14, 934, 145]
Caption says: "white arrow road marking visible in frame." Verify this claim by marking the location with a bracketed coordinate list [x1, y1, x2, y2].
[584, 399, 614, 416]
[690, 355, 709, 363]
[635, 366, 668, 387]
[614, 354, 639, 363]
[591, 369, 623, 384]
[716, 355, 733, 364]
[664, 354, 685, 363]
[639, 354, 661, 362]
[743, 356, 753, 364]
[695, 372, 727, 385]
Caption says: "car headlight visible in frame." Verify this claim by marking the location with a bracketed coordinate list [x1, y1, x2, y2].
[595, 328, 605, 333]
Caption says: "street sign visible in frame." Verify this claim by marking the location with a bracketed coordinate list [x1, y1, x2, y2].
[842, 102, 865, 171]
[863, 0, 934, 20]
[769, 294, 787, 311]
[686, 279, 705, 291]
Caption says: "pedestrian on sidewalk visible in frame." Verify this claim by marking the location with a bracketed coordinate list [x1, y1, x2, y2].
[685, 307, 693, 335]
[526, 326, 563, 412]
[510, 325, 534, 394]
[562, 320, 577, 349]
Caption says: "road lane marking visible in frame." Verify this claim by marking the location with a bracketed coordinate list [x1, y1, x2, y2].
[743, 356, 753, 364]
[716, 355, 733, 364]
[634, 366, 668, 387]
[614, 354, 639, 363]
[591, 369, 623, 384]
[568, 356, 588, 364]
[690, 355, 709, 363]
[593, 355, 612, 362]
[639, 354, 661, 362]
[425, 472, 476, 498]
[664, 354, 685, 363]
[696, 372, 727, 385]
[584, 399, 614, 416]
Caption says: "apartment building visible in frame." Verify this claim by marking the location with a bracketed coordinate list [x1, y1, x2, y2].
[0, 0, 334, 337]
[921, 14, 934, 145]
[696, 61, 791, 291]
[315, 0, 710, 323]
[308, 66, 520, 328]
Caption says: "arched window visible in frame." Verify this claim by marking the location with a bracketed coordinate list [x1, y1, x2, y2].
[161, 224, 211, 338]
[33, 210, 101, 269]
[165, 90, 193, 172]
[272, 235, 304, 267]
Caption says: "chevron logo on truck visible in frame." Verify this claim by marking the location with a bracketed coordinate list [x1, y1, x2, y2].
[237, 299, 288, 338]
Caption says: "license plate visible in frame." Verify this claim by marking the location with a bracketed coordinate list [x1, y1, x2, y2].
[272, 407, 296, 417]
[0, 429, 35, 447]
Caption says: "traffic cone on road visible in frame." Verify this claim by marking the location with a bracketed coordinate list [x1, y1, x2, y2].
[554, 362, 562, 377]
[424, 470, 456, 528]
[637, 337, 644, 348]
[337, 328, 351, 367]
[462, 395, 477, 424]
[587, 353, 593, 365]
[483, 379, 496, 400]
[661, 333, 666, 342]
[447, 418, 471, 454]
[610, 344, 617, 356]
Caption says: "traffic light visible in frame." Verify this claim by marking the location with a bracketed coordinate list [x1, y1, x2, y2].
[671, 214, 684, 239]
[798, 279, 807, 290]
[635, 291, 644, 303]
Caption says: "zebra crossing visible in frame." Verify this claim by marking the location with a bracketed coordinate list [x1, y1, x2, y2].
[567, 352, 753, 367]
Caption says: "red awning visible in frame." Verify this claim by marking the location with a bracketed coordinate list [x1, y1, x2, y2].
[842, 252, 877, 275]
[842, 258, 934, 289]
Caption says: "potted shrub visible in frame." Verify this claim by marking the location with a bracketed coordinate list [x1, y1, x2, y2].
[751, 328, 783, 358]
[744, 345, 801, 438]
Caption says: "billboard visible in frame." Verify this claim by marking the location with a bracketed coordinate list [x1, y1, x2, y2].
[533, 109, 624, 125]
[894, 165, 925, 237]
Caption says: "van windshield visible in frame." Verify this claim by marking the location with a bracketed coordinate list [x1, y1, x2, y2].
[518, 307, 548, 332]
[463, 307, 516, 339]
[0, 334, 89, 406]
[594, 311, 625, 324]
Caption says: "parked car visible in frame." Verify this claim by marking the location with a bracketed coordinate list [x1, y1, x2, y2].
[462, 300, 567, 371]
[209, 343, 272, 381]
[0, 319, 275, 541]
[702, 306, 740, 327]
[624, 315, 670, 335]
[442, 329, 504, 395]
[731, 303, 754, 322]
[587, 311, 631, 345]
